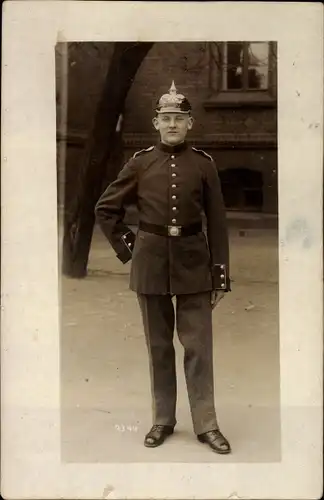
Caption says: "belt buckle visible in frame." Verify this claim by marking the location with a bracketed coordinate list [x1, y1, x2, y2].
[168, 225, 181, 237]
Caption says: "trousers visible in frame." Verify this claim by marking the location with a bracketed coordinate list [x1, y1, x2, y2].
[137, 292, 219, 435]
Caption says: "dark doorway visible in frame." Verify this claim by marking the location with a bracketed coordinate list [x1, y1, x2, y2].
[219, 168, 263, 212]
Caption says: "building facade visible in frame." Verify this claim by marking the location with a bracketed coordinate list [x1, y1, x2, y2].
[56, 41, 278, 215]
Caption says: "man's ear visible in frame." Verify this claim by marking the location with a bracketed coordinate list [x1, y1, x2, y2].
[152, 116, 159, 130]
[187, 116, 194, 130]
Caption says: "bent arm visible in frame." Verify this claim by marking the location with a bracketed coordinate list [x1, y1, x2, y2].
[95, 159, 137, 264]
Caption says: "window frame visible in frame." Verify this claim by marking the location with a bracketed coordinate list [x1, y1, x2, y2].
[205, 41, 277, 109]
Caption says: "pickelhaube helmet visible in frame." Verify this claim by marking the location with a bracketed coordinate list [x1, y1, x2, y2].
[156, 81, 192, 114]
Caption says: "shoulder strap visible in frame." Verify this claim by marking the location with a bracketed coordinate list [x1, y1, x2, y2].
[132, 145, 154, 159]
[192, 147, 213, 161]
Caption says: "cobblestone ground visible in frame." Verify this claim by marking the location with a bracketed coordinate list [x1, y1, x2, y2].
[60, 226, 280, 463]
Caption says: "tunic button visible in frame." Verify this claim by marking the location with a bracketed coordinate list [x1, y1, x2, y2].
[171, 164, 176, 167]
[220, 274, 225, 278]
[172, 173, 177, 177]
[221, 283, 225, 288]
[172, 184, 177, 188]
[127, 243, 132, 247]
[172, 218, 176, 223]
[171, 155, 175, 159]
[172, 195, 177, 200]
[172, 207, 177, 211]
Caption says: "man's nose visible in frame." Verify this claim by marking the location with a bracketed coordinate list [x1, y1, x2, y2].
[169, 118, 177, 127]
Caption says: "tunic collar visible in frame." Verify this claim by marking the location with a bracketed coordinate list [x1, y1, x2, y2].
[156, 140, 188, 154]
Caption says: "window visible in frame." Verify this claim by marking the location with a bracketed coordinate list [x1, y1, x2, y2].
[219, 168, 263, 212]
[222, 42, 269, 91]
[206, 41, 277, 107]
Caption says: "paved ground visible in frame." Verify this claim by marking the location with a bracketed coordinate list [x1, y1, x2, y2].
[60, 226, 280, 463]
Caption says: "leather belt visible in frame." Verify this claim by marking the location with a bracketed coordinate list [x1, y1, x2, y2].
[139, 221, 202, 237]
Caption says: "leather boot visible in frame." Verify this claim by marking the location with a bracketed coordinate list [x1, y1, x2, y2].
[144, 425, 174, 448]
[197, 429, 231, 454]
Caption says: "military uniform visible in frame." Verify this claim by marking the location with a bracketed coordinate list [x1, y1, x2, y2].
[95, 82, 231, 439]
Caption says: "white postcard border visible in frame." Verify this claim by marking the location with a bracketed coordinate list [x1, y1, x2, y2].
[1, 1, 323, 498]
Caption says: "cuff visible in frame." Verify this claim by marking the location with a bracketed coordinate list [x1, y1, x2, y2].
[116, 231, 135, 264]
[212, 264, 231, 291]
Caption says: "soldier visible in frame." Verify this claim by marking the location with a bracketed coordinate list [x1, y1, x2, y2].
[95, 81, 231, 454]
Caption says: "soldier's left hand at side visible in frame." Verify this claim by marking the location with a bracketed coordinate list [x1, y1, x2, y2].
[211, 290, 225, 309]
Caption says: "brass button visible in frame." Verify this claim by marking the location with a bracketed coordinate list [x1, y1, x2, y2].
[172, 218, 176, 223]
[171, 155, 175, 159]
[172, 173, 177, 177]
[221, 283, 225, 288]
[220, 274, 225, 278]
[127, 243, 132, 247]
[172, 184, 177, 188]
[172, 195, 177, 200]
[172, 207, 177, 211]
[171, 164, 176, 167]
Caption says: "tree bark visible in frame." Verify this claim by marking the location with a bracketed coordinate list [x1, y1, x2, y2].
[62, 42, 153, 278]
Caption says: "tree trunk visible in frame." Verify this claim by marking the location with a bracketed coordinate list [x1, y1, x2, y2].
[62, 42, 153, 278]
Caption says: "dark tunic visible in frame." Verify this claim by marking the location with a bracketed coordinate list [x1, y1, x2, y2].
[95, 140, 231, 295]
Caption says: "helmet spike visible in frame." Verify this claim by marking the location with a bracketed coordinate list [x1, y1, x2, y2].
[169, 80, 177, 95]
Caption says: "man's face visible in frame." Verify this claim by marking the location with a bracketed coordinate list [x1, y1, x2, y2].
[152, 113, 194, 146]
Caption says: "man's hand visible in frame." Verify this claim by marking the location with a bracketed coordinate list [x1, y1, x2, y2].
[211, 290, 225, 309]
